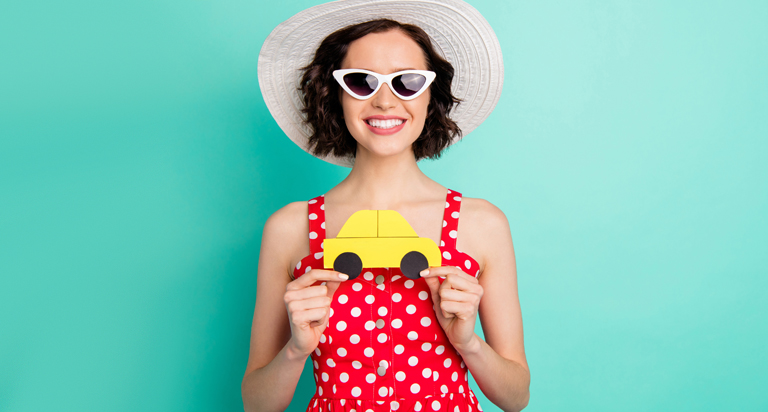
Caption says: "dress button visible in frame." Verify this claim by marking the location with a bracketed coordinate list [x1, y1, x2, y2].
[376, 319, 385, 329]
[375, 275, 385, 285]
[377, 366, 386, 376]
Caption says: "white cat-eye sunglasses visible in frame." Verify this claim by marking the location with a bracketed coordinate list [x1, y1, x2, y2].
[332, 69, 436, 101]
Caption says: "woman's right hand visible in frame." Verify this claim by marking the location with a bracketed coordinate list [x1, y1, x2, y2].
[284, 269, 349, 358]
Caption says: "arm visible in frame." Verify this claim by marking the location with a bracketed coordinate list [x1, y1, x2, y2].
[242, 202, 308, 412]
[457, 199, 530, 412]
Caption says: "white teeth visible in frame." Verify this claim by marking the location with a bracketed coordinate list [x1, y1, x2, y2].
[367, 118, 405, 129]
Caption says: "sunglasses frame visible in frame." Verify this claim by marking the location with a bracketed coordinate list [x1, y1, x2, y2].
[332, 69, 436, 101]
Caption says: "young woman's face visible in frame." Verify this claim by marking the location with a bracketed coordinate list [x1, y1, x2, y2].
[339, 29, 430, 162]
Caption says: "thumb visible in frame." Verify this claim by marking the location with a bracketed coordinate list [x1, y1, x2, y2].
[325, 280, 342, 299]
[424, 276, 442, 312]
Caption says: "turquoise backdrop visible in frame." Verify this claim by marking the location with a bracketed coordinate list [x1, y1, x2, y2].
[1, 0, 766, 411]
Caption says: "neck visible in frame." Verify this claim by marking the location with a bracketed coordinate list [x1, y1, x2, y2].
[333, 147, 438, 209]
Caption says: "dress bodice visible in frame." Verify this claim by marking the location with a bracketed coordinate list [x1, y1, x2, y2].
[293, 189, 484, 412]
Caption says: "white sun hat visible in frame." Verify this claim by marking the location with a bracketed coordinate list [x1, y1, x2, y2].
[258, 0, 504, 168]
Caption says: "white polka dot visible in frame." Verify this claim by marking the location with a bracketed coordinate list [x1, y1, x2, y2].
[436, 345, 445, 355]
[391, 318, 403, 328]
[443, 220, 447, 227]
[465, 260, 472, 270]
[318, 386, 323, 396]
[378, 307, 387, 316]
[451, 211, 459, 219]
[421, 342, 432, 351]
[408, 356, 418, 366]
[305, 266, 312, 273]
[394, 344, 404, 354]
[315, 348, 321, 356]
[309, 231, 317, 239]
[313, 360, 319, 369]
[379, 360, 388, 368]
[407, 331, 418, 340]
[321, 222, 325, 229]
[377, 333, 387, 343]
[442, 251, 452, 260]
[352, 282, 362, 291]
[365, 295, 375, 304]
[432, 400, 441, 410]
[404, 280, 414, 289]
[418, 291, 429, 300]
[351, 307, 361, 317]
[340, 372, 349, 383]
[421, 317, 431, 327]
[309, 213, 318, 220]
[461, 361, 465, 368]
[296, 261, 302, 270]
[308, 199, 317, 204]
[333, 384, 337, 394]
[337, 347, 347, 357]
[441, 385, 448, 394]
[336, 321, 347, 331]
[454, 196, 462, 201]
[452, 371, 458, 381]
[366, 373, 376, 384]
[392, 293, 402, 302]
[389, 387, 393, 396]
[351, 387, 361, 397]
[330, 307, 334, 317]
[433, 370, 439, 381]
[445, 201, 450, 208]
[350, 334, 360, 344]
[465, 371, 468, 381]
[327, 358, 335, 367]
[320, 334, 326, 343]
[411, 383, 420, 394]
[422, 368, 431, 378]
[415, 401, 423, 411]
[363, 271, 374, 281]
[450, 230, 457, 239]
[378, 386, 387, 396]
[322, 372, 329, 382]
[396, 371, 406, 381]
[376, 284, 385, 291]
[458, 385, 464, 393]
[364, 347, 374, 357]
[406, 304, 417, 314]
[352, 361, 362, 369]
[441, 240, 445, 247]
[338, 294, 348, 304]
[365, 320, 375, 330]
[391, 401, 400, 410]
[392, 275, 401, 281]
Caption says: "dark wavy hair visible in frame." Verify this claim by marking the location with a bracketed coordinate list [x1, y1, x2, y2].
[297, 19, 463, 163]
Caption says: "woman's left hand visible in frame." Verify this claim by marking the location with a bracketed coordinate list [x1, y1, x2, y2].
[420, 266, 484, 352]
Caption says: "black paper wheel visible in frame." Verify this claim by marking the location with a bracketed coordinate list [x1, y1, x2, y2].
[333, 252, 363, 280]
[400, 251, 428, 280]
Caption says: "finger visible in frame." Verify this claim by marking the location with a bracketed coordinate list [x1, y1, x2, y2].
[291, 307, 329, 328]
[288, 269, 348, 291]
[439, 300, 475, 320]
[437, 273, 481, 293]
[438, 288, 477, 304]
[285, 285, 330, 303]
[325, 280, 342, 298]
[421, 266, 478, 284]
[287, 296, 333, 314]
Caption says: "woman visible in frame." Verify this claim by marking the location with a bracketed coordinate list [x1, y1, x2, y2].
[243, 3, 529, 412]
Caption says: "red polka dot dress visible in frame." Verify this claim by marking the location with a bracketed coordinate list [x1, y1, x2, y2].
[293, 189, 484, 412]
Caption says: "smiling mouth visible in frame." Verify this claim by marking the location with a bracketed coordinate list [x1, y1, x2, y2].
[365, 118, 406, 129]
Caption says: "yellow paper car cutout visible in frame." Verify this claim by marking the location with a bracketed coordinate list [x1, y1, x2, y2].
[323, 210, 442, 280]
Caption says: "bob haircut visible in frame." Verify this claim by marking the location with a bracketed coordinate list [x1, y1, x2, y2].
[297, 19, 463, 163]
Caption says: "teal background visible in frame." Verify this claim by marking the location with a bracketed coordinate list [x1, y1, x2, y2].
[1, 0, 766, 411]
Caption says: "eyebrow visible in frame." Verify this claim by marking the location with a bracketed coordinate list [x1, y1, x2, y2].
[360, 67, 418, 72]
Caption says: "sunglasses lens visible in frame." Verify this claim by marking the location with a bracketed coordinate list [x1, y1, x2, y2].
[343, 72, 378, 97]
[392, 73, 427, 97]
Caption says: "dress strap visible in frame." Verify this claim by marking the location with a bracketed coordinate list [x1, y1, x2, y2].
[308, 194, 326, 255]
[440, 189, 463, 250]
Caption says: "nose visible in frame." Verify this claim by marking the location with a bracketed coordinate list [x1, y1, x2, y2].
[372, 81, 398, 110]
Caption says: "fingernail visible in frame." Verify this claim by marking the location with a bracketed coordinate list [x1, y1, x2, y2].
[338, 273, 349, 280]
[420, 269, 429, 276]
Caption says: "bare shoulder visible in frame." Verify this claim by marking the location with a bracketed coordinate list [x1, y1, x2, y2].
[456, 196, 513, 275]
[261, 200, 310, 279]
